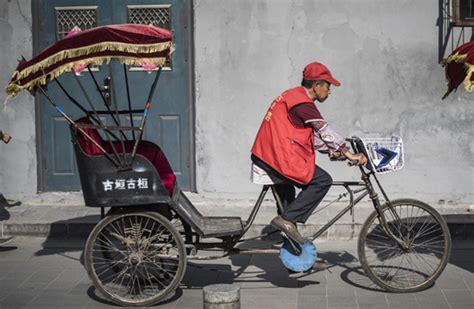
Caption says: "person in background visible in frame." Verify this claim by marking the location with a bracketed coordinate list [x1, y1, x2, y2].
[0, 130, 11, 144]
[0, 130, 16, 245]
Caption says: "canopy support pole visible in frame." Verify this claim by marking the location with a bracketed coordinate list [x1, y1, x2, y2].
[53, 78, 91, 117]
[108, 64, 129, 167]
[37, 86, 120, 167]
[130, 67, 162, 162]
[123, 64, 136, 140]
[87, 65, 128, 141]
[69, 74, 125, 167]
[56, 76, 120, 143]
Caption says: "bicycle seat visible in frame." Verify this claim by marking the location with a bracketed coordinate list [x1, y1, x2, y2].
[250, 164, 285, 185]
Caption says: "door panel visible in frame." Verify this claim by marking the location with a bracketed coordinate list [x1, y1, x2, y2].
[51, 117, 75, 175]
[37, 0, 194, 191]
[158, 115, 182, 174]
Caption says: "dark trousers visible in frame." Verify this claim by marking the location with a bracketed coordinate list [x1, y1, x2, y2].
[252, 155, 333, 224]
[277, 165, 332, 223]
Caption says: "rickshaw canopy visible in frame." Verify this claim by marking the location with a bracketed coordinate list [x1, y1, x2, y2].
[6, 23, 172, 97]
[442, 40, 474, 99]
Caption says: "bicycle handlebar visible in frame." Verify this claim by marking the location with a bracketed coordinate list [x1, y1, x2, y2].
[345, 136, 371, 168]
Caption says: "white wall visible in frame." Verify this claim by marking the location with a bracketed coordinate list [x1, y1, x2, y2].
[0, 0, 472, 205]
[194, 0, 473, 202]
[0, 0, 36, 198]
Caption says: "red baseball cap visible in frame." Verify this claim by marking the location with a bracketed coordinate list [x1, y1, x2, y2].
[303, 62, 341, 86]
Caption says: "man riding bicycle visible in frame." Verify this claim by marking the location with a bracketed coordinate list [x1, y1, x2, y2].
[251, 61, 367, 244]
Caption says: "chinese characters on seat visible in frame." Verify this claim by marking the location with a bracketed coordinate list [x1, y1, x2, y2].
[102, 177, 149, 192]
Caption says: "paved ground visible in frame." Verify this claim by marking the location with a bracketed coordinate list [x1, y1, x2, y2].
[0, 237, 472, 308]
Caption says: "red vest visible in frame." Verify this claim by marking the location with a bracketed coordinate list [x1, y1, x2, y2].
[251, 87, 315, 185]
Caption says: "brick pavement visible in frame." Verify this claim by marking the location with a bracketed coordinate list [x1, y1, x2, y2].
[0, 237, 472, 308]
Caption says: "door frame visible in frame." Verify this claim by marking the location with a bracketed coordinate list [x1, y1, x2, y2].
[31, 0, 196, 192]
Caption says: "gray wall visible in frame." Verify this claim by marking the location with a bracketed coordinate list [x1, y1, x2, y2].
[0, 0, 35, 198]
[0, 0, 472, 204]
[194, 0, 473, 202]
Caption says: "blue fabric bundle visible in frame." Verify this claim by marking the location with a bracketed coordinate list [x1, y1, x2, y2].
[280, 241, 317, 272]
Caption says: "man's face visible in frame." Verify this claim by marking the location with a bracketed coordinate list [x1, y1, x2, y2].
[314, 81, 331, 102]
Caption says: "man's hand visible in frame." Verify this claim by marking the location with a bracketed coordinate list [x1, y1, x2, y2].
[344, 151, 368, 166]
[329, 151, 346, 161]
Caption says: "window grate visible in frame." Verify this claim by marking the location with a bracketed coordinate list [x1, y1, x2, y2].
[452, 0, 474, 26]
[55, 7, 98, 40]
[128, 5, 172, 69]
[128, 6, 171, 29]
[460, 0, 474, 20]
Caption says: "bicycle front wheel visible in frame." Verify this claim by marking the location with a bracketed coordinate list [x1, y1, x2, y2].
[358, 199, 451, 292]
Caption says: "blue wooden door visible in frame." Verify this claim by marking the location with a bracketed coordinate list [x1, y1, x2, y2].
[37, 0, 194, 191]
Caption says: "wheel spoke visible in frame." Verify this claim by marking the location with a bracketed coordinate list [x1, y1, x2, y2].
[85, 212, 186, 306]
[359, 201, 450, 292]
[413, 224, 442, 242]
[141, 263, 165, 291]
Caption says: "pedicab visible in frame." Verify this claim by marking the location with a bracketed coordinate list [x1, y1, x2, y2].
[6, 24, 451, 307]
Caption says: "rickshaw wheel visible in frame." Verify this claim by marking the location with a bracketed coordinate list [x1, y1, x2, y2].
[84, 211, 187, 307]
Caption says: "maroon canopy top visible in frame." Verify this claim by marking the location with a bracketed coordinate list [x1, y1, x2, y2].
[442, 40, 474, 99]
[6, 24, 172, 97]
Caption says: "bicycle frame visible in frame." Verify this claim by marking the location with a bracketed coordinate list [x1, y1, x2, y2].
[310, 181, 368, 241]
[238, 180, 369, 244]
[236, 139, 408, 249]
[187, 139, 409, 259]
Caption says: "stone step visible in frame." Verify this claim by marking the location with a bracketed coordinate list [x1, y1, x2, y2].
[0, 196, 472, 239]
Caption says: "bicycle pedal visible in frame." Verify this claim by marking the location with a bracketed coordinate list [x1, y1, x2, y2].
[279, 234, 303, 256]
[271, 240, 284, 250]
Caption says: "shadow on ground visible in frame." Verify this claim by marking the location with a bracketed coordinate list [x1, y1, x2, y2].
[29, 213, 473, 306]
[0, 207, 11, 222]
